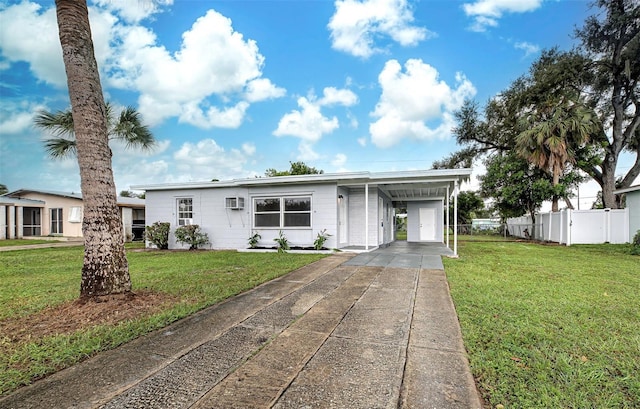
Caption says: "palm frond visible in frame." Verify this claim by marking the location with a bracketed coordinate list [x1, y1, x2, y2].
[110, 106, 156, 151]
[34, 109, 75, 138]
[44, 137, 77, 159]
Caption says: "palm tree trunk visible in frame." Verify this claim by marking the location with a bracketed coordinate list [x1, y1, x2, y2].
[551, 170, 560, 212]
[55, 0, 131, 299]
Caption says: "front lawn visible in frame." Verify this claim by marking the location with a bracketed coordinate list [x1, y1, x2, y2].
[0, 247, 326, 396]
[444, 242, 640, 408]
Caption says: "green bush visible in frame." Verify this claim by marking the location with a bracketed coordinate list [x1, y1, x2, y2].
[145, 222, 170, 250]
[174, 225, 210, 250]
[313, 229, 332, 250]
[248, 231, 261, 249]
[274, 230, 289, 253]
[631, 230, 640, 255]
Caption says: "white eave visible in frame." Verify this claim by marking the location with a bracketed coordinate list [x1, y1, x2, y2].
[614, 184, 640, 194]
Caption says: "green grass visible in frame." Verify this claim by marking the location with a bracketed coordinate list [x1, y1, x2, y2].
[444, 242, 640, 408]
[0, 239, 59, 247]
[0, 247, 326, 395]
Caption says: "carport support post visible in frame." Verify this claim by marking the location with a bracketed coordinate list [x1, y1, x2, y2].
[365, 183, 369, 251]
[446, 185, 450, 248]
[453, 181, 458, 256]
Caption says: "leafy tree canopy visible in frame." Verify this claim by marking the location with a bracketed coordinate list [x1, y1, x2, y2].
[0, 183, 8, 195]
[265, 161, 324, 177]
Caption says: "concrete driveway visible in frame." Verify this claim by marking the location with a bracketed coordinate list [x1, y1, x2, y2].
[1, 243, 482, 409]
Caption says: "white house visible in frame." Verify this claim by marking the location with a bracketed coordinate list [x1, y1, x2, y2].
[135, 169, 472, 255]
[614, 184, 640, 241]
[1, 189, 145, 241]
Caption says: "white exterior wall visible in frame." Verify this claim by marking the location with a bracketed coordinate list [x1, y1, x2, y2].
[0, 205, 6, 240]
[121, 207, 133, 242]
[627, 191, 640, 240]
[406, 200, 444, 242]
[145, 183, 339, 250]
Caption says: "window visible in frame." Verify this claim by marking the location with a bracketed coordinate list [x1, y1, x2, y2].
[253, 196, 311, 228]
[50, 208, 63, 234]
[68, 206, 82, 223]
[177, 198, 193, 226]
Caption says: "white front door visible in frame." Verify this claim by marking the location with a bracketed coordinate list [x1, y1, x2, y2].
[419, 207, 436, 241]
[339, 195, 348, 245]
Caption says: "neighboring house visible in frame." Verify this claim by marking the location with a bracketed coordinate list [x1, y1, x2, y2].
[0, 189, 145, 241]
[614, 184, 640, 240]
[135, 169, 472, 255]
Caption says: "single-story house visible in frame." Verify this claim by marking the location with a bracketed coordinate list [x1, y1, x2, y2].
[614, 184, 640, 240]
[134, 169, 472, 255]
[1, 189, 145, 241]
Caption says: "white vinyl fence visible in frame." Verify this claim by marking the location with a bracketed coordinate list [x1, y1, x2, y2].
[507, 208, 630, 245]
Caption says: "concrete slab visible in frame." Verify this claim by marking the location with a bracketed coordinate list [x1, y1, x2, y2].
[1, 249, 483, 409]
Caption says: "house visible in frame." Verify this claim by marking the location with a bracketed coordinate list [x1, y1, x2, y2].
[134, 169, 472, 255]
[1, 189, 145, 241]
[614, 184, 640, 241]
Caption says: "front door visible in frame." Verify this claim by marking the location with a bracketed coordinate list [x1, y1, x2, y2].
[338, 195, 348, 245]
[419, 207, 436, 241]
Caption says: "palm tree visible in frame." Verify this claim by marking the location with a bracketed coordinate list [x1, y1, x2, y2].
[516, 99, 599, 212]
[35, 102, 155, 159]
[55, 0, 131, 299]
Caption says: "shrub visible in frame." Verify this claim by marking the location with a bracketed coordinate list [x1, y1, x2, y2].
[631, 230, 640, 256]
[174, 225, 210, 250]
[145, 222, 170, 250]
[248, 231, 261, 249]
[274, 230, 289, 253]
[313, 229, 332, 250]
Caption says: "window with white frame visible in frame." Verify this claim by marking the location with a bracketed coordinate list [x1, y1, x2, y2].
[68, 206, 82, 223]
[50, 208, 63, 234]
[254, 196, 311, 228]
[177, 198, 193, 226]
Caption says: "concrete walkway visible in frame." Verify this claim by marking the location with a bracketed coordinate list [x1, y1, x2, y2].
[1, 243, 482, 409]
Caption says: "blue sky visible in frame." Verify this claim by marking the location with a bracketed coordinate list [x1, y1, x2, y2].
[1, 0, 625, 208]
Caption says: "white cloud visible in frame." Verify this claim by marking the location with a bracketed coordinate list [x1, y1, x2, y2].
[319, 87, 358, 106]
[245, 78, 286, 103]
[332, 153, 348, 167]
[274, 97, 339, 142]
[178, 101, 250, 129]
[328, 0, 433, 58]
[0, 110, 34, 135]
[0, 2, 65, 87]
[296, 142, 320, 162]
[0, 3, 283, 129]
[92, 0, 173, 23]
[514, 41, 540, 57]
[357, 137, 367, 147]
[463, 0, 543, 32]
[173, 139, 255, 181]
[369, 59, 476, 148]
[273, 86, 357, 142]
[241, 142, 256, 156]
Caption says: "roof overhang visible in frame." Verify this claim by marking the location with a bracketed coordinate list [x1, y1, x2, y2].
[613, 184, 640, 194]
[133, 169, 472, 201]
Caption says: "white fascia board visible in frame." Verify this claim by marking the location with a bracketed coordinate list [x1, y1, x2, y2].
[613, 185, 640, 194]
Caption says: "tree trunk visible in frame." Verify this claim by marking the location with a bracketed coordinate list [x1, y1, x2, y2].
[601, 151, 619, 209]
[551, 170, 560, 212]
[55, 0, 131, 299]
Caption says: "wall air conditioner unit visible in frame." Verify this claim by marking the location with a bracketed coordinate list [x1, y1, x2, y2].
[225, 197, 245, 210]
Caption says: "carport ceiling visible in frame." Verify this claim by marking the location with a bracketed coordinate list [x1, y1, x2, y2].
[378, 183, 450, 200]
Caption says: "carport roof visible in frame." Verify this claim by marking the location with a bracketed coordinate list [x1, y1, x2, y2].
[134, 168, 472, 200]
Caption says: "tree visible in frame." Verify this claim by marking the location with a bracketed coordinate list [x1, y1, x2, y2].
[515, 97, 600, 211]
[119, 190, 145, 199]
[480, 153, 557, 227]
[55, 0, 130, 299]
[574, 0, 640, 208]
[447, 0, 639, 209]
[0, 183, 7, 195]
[265, 161, 324, 177]
[35, 102, 155, 159]
[448, 191, 487, 225]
